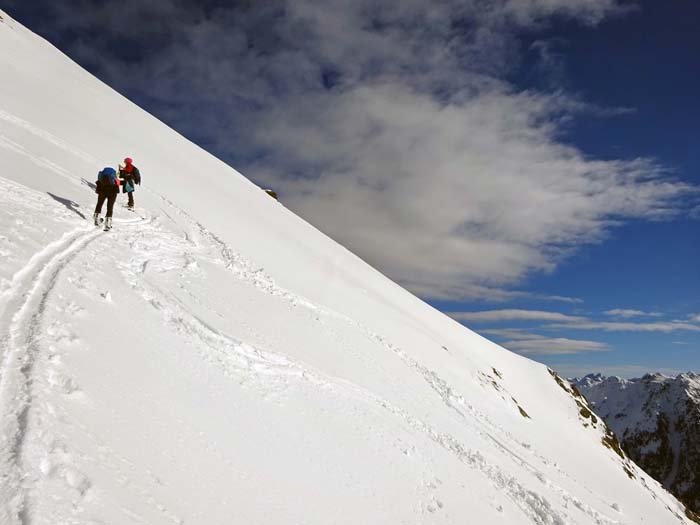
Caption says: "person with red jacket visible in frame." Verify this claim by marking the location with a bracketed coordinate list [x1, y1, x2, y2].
[119, 157, 141, 209]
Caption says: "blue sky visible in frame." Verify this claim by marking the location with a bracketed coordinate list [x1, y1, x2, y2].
[2, 0, 698, 378]
[437, 1, 700, 377]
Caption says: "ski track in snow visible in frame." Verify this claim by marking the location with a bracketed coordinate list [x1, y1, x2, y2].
[136, 192, 619, 525]
[0, 109, 97, 166]
[0, 177, 620, 524]
[0, 224, 101, 522]
[0, 134, 76, 185]
[0, 181, 151, 522]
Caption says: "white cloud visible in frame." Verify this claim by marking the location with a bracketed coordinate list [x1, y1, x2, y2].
[498, 0, 628, 26]
[15, 0, 698, 300]
[450, 309, 585, 322]
[480, 328, 543, 339]
[544, 294, 584, 304]
[548, 320, 700, 333]
[502, 337, 610, 355]
[603, 309, 662, 318]
[458, 308, 700, 332]
[257, 86, 693, 300]
[478, 327, 610, 355]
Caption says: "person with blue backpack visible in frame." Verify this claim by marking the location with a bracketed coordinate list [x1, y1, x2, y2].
[93, 166, 120, 230]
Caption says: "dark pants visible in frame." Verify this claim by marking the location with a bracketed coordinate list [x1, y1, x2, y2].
[95, 192, 117, 217]
[127, 191, 134, 207]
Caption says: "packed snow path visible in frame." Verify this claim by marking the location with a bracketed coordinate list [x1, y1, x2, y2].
[0, 181, 578, 524]
[0, 180, 686, 524]
[0, 11, 696, 524]
[0, 181, 154, 522]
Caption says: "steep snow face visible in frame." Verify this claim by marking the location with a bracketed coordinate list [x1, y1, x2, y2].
[0, 10, 695, 524]
[573, 373, 700, 516]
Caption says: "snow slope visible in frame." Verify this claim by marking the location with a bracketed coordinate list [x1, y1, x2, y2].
[0, 10, 695, 524]
[573, 373, 700, 516]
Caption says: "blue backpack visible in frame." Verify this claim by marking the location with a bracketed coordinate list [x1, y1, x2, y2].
[98, 167, 117, 185]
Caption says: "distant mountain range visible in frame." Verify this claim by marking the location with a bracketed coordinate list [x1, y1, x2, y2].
[573, 373, 700, 516]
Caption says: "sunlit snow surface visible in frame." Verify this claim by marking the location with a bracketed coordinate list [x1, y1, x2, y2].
[0, 10, 694, 524]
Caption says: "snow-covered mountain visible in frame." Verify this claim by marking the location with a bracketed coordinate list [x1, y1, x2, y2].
[0, 9, 697, 524]
[573, 372, 700, 518]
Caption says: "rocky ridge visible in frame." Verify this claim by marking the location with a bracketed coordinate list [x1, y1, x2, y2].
[573, 373, 700, 517]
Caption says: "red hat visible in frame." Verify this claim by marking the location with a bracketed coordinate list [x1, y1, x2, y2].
[124, 157, 133, 164]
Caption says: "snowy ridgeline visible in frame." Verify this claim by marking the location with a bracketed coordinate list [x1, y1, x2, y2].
[573, 373, 700, 517]
[0, 9, 698, 525]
